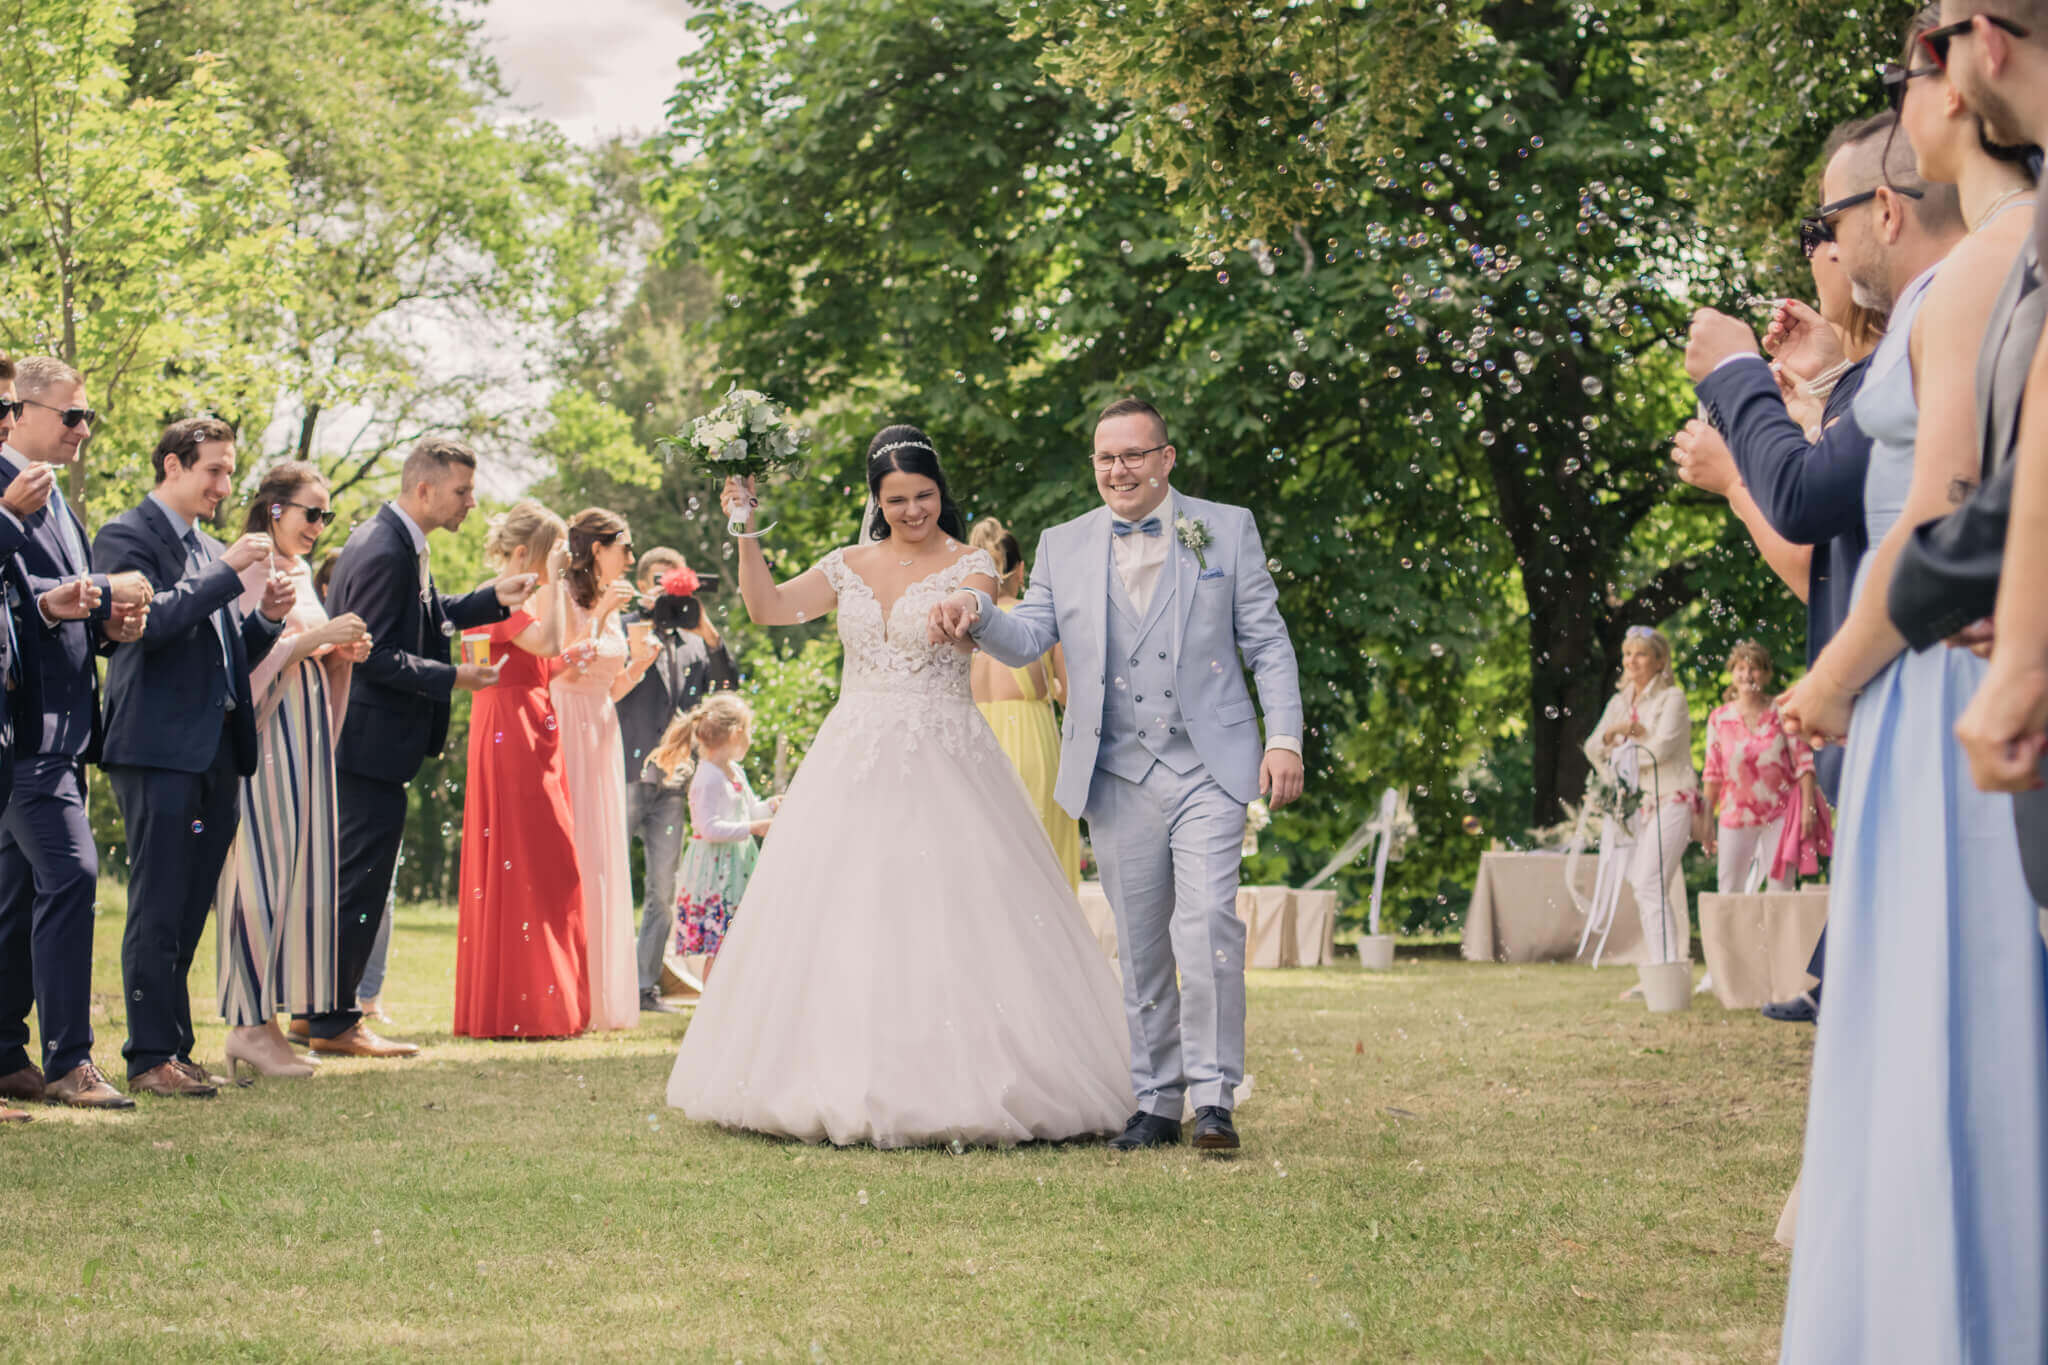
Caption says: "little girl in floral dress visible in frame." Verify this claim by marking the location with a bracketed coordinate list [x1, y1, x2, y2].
[649, 692, 775, 982]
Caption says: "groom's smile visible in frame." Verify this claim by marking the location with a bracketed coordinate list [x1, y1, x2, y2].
[1093, 410, 1177, 520]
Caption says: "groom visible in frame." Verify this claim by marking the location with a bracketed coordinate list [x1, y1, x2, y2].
[933, 398, 1303, 1152]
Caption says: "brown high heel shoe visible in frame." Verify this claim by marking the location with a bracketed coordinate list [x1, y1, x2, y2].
[225, 1026, 316, 1082]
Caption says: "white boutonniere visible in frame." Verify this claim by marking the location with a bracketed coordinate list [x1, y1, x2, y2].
[1175, 516, 1211, 569]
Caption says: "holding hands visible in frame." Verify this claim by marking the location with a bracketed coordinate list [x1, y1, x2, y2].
[927, 590, 981, 647]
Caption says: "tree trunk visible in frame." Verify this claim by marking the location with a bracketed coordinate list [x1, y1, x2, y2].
[1521, 550, 1618, 830]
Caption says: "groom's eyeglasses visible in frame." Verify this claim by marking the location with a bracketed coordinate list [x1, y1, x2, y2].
[1917, 15, 2029, 70]
[21, 398, 96, 428]
[1090, 443, 1170, 472]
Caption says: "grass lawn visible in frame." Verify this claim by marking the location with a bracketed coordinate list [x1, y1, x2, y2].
[1, 887, 1811, 1362]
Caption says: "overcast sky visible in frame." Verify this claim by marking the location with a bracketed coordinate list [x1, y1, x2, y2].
[471, 0, 700, 145]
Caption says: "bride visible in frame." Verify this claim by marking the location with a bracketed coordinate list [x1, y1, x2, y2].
[665, 424, 1134, 1147]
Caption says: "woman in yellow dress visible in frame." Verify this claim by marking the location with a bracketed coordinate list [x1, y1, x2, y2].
[969, 518, 1081, 890]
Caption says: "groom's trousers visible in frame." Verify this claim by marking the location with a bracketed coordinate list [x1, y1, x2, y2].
[1086, 762, 1248, 1116]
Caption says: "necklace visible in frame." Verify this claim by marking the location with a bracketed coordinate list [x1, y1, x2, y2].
[1971, 186, 2033, 232]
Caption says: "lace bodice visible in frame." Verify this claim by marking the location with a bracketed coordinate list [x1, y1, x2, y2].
[816, 546, 997, 703]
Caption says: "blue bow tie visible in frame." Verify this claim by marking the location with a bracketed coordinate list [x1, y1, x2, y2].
[1111, 516, 1162, 538]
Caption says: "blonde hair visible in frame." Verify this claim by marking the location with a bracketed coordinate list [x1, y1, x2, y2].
[1722, 639, 1775, 702]
[649, 692, 753, 782]
[969, 516, 1024, 591]
[1618, 627, 1678, 691]
[484, 500, 565, 575]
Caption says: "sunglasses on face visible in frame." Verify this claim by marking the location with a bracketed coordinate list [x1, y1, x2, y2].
[0, 400, 21, 421]
[281, 502, 338, 526]
[1797, 184, 1927, 257]
[1879, 59, 1942, 110]
[21, 398, 96, 428]
[1918, 14, 2030, 69]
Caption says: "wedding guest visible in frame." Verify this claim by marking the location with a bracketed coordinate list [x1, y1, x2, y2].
[553, 508, 660, 1031]
[1775, 15, 2045, 1356]
[649, 692, 774, 982]
[1892, 1, 2048, 901]
[1700, 641, 1822, 894]
[309, 436, 533, 1057]
[94, 416, 294, 1100]
[454, 503, 588, 1039]
[618, 545, 735, 1011]
[968, 516, 1080, 889]
[0, 353, 46, 1122]
[0, 357, 136, 1110]
[1580, 626, 1697, 975]
[212, 463, 370, 1081]
[1682, 108, 1967, 1023]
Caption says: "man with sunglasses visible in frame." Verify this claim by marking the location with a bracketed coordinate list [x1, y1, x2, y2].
[91, 417, 293, 1098]
[1681, 115, 1965, 1021]
[0, 357, 151, 1110]
[1887, 0, 2048, 904]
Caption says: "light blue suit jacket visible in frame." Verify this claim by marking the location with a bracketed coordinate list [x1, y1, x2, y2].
[971, 492, 1302, 816]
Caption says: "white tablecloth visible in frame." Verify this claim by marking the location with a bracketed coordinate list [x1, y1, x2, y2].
[1073, 883, 1333, 967]
[1461, 850, 1684, 966]
[1697, 889, 1829, 1009]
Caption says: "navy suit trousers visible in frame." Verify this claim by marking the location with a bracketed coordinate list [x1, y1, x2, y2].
[108, 731, 241, 1076]
[0, 756, 101, 1077]
[307, 771, 409, 1038]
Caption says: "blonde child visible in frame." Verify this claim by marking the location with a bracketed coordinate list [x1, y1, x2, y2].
[649, 693, 775, 981]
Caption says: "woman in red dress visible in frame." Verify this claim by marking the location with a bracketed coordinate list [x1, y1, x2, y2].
[454, 502, 590, 1038]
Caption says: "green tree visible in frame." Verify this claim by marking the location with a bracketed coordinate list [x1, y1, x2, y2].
[123, 0, 611, 498]
[0, 0, 298, 515]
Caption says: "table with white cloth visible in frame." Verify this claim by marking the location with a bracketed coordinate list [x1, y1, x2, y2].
[1071, 883, 1339, 967]
[1697, 888, 1829, 1010]
[1460, 850, 1687, 966]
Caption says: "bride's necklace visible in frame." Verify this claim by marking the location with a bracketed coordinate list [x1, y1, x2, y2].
[1970, 185, 2033, 232]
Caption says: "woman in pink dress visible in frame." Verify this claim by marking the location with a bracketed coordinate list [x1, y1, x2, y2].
[455, 502, 590, 1039]
[1701, 639, 1826, 892]
[552, 509, 661, 1031]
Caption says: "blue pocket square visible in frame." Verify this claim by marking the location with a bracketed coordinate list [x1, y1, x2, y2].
[1198, 568, 1227, 581]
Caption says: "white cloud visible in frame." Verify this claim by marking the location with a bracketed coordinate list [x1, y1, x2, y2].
[468, 0, 700, 145]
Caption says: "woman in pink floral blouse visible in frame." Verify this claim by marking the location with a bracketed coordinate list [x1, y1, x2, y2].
[1701, 641, 1823, 892]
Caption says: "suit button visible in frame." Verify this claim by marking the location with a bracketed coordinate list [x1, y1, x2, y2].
[1138, 730, 1148, 739]
[1093, 728, 1102, 737]
[1098, 675, 1104, 685]
[1133, 694, 1143, 703]
[1158, 651, 1167, 659]
[1170, 727, 1179, 735]
[1129, 657, 1138, 667]
[1164, 689, 1173, 699]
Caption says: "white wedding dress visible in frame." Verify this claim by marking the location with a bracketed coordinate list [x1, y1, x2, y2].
[666, 545, 1135, 1147]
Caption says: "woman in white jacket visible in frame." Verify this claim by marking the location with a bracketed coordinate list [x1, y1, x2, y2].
[1582, 627, 1698, 969]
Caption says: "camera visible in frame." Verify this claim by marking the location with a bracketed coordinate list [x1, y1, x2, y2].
[649, 571, 719, 633]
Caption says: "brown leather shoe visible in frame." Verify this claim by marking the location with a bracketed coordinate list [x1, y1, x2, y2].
[309, 1024, 419, 1059]
[286, 1019, 311, 1043]
[0, 1105, 28, 1123]
[131, 1061, 218, 1099]
[44, 1062, 137, 1110]
[175, 1058, 230, 1088]
[0, 1065, 46, 1102]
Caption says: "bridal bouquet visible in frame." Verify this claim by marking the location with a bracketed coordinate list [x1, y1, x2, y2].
[1580, 769, 1646, 829]
[662, 385, 809, 534]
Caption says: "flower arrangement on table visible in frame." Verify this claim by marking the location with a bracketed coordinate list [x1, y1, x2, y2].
[660, 384, 810, 535]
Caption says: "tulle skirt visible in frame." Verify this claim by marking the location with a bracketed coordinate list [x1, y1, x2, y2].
[667, 691, 1133, 1147]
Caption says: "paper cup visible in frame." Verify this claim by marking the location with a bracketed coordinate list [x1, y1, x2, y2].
[459, 630, 493, 668]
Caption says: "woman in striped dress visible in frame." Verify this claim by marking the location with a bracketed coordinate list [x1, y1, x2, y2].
[214, 462, 370, 1080]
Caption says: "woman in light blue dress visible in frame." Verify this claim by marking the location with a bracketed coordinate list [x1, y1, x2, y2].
[1775, 22, 2046, 1361]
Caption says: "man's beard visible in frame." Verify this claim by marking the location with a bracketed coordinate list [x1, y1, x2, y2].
[1849, 267, 1895, 316]
[1966, 78, 2034, 150]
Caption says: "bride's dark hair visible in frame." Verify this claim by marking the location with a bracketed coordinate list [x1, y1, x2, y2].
[865, 423, 966, 542]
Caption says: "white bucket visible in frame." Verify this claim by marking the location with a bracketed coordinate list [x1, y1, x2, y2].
[1357, 935, 1396, 971]
[1639, 961, 1694, 1013]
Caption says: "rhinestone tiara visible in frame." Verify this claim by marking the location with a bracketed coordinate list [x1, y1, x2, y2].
[873, 439, 935, 459]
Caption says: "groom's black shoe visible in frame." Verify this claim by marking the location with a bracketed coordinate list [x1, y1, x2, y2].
[1108, 1111, 1182, 1151]
[1191, 1106, 1239, 1152]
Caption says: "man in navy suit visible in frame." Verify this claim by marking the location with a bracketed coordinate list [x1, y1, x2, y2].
[0, 354, 47, 1123]
[299, 436, 533, 1057]
[95, 417, 291, 1098]
[0, 357, 153, 1110]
